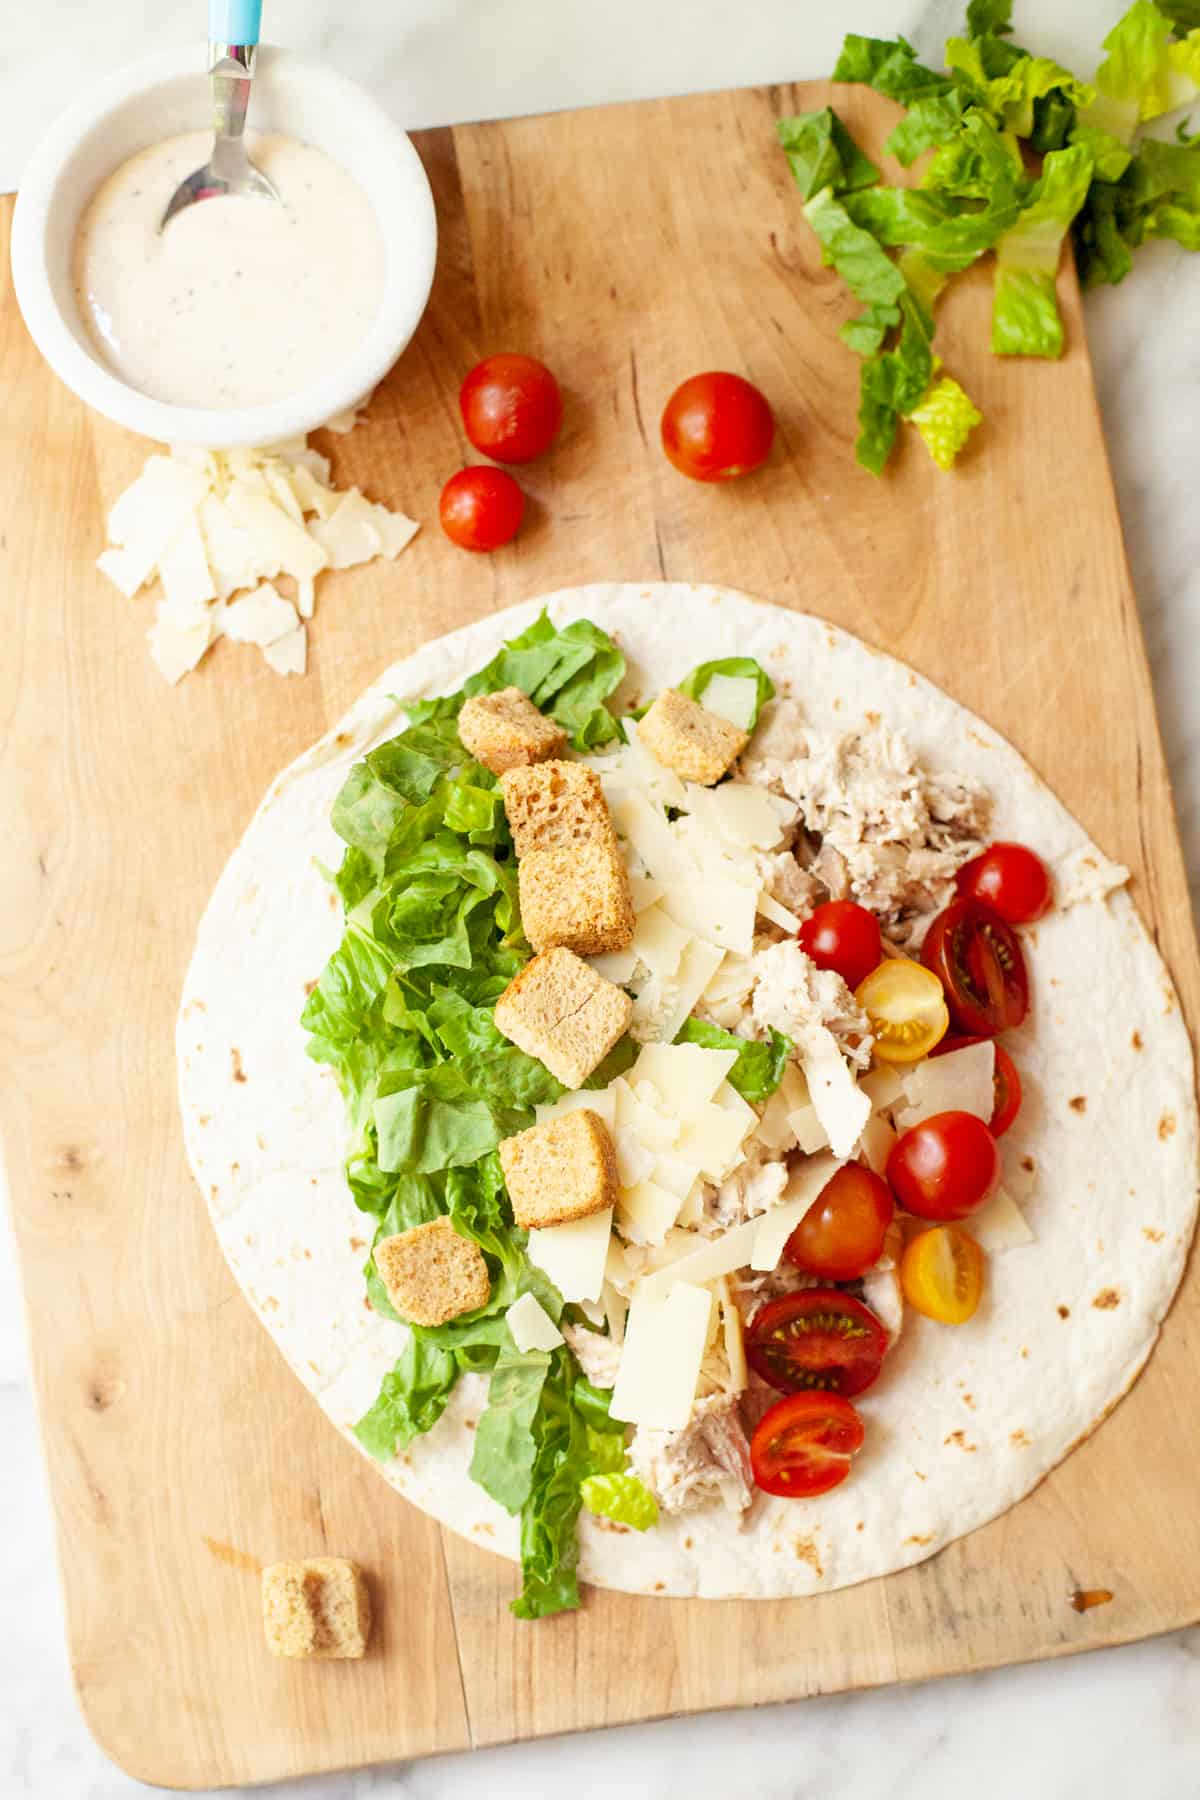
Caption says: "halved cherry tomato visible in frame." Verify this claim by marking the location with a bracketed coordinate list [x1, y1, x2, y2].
[459, 354, 562, 464]
[956, 842, 1052, 924]
[921, 898, 1029, 1036]
[886, 1110, 1000, 1221]
[933, 1034, 1023, 1137]
[439, 466, 525, 551]
[750, 1391, 865, 1498]
[660, 371, 775, 481]
[745, 1290, 888, 1398]
[798, 900, 882, 992]
[901, 1225, 986, 1324]
[855, 958, 950, 1064]
[784, 1164, 894, 1282]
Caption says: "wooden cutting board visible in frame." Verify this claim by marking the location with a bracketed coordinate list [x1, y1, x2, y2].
[4, 78, 1200, 1788]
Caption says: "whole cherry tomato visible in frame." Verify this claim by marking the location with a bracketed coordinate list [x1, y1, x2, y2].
[784, 1164, 894, 1282]
[956, 841, 1052, 924]
[798, 900, 882, 992]
[886, 1110, 1000, 1222]
[439, 466, 525, 551]
[660, 371, 774, 481]
[459, 354, 562, 464]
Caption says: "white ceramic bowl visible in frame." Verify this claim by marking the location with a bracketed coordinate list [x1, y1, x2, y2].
[11, 46, 437, 448]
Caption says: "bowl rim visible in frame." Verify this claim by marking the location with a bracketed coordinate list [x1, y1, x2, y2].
[10, 44, 437, 448]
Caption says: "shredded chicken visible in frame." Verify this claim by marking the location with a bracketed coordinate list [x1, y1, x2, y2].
[630, 1391, 754, 1516]
[757, 849, 818, 920]
[701, 1143, 788, 1233]
[749, 938, 872, 1069]
[562, 1321, 622, 1389]
[742, 702, 989, 946]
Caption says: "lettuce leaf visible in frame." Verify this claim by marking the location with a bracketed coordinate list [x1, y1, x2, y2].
[470, 1342, 553, 1514]
[580, 1472, 659, 1530]
[802, 186, 909, 357]
[777, 108, 879, 200]
[676, 657, 776, 730]
[1095, 0, 1182, 120]
[992, 143, 1096, 355]
[354, 1336, 462, 1460]
[966, 0, 1014, 35]
[885, 91, 967, 165]
[908, 374, 983, 469]
[856, 289, 937, 474]
[832, 34, 955, 103]
[674, 1016, 793, 1102]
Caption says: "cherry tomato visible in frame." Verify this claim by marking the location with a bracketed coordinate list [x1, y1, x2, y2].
[660, 371, 774, 482]
[784, 1164, 894, 1282]
[855, 958, 949, 1064]
[798, 900, 882, 992]
[901, 1225, 986, 1324]
[921, 898, 1029, 1036]
[886, 1110, 1000, 1222]
[933, 1034, 1023, 1137]
[439, 466, 525, 551]
[745, 1290, 888, 1398]
[956, 841, 1052, 924]
[459, 353, 562, 464]
[750, 1391, 865, 1498]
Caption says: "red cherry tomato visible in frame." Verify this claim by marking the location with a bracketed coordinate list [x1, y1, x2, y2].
[750, 1392, 865, 1498]
[459, 354, 562, 464]
[798, 900, 882, 993]
[956, 842, 1052, 924]
[745, 1290, 889, 1398]
[933, 1035, 1023, 1138]
[784, 1164, 894, 1282]
[439, 466, 525, 552]
[886, 1110, 1000, 1222]
[660, 371, 774, 482]
[921, 898, 1029, 1036]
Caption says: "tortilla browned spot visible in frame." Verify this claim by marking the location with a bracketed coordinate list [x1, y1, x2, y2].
[1132, 1030, 1143, 1050]
[1058, 1305, 1070, 1319]
[1144, 1227, 1165, 1243]
[1159, 1111, 1177, 1140]
[905, 1533, 932, 1546]
[793, 1537, 823, 1576]
[1069, 1096, 1087, 1113]
[231, 1047, 246, 1083]
[1093, 1288, 1121, 1310]
[1011, 1429, 1029, 1446]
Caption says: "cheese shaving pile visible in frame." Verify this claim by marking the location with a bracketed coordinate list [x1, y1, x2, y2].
[96, 438, 419, 684]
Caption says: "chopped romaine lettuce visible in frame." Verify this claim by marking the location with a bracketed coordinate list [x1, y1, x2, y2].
[580, 1472, 660, 1531]
[908, 374, 983, 469]
[991, 143, 1096, 355]
[675, 1016, 794, 1102]
[776, 108, 880, 200]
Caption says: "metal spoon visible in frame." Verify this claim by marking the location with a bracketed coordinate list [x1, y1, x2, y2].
[161, 0, 280, 231]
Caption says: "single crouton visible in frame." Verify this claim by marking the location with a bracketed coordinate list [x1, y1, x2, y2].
[499, 1109, 618, 1229]
[374, 1218, 490, 1327]
[494, 946, 632, 1088]
[457, 687, 568, 775]
[639, 688, 749, 786]
[261, 1558, 371, 1659]
[519, 839, 635, 956]
[500, 760, 616, 857]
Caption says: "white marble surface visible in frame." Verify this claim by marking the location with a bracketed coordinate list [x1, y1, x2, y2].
[5, 1, 1200, 1795]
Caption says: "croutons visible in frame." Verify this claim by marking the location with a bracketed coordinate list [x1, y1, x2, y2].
[499, 1109, 618, 1229]
[518, 840, 635, 956]
[261, 1558, 371, 1659]
[494, 946, 632, 1088]
[374, 1218, 490, 1327]
[639, 688, 749, 786]
[457, 687, 568, 775]
[500, 760, 615, 857]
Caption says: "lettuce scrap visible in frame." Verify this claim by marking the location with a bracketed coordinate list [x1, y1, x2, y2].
[676, 656, 776, 731]
[580, 1472, 660, 1531]
[991, 143, 1096, 355]
[308, 612, 631, 1619]
[675, 1016, 794, 1103]
[908, 374, 983, 469]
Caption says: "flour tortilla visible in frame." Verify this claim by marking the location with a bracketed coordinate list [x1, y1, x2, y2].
[177, 584, 1198, 1600]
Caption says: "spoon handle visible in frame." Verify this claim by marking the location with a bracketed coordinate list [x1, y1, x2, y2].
[209, 0, 263, 47]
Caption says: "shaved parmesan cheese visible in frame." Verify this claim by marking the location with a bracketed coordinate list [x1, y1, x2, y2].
[622, 720, 690, 809]
[631, 903, 692, 978]
[618, 1178, 683, 1246]
[263, 626, 308, 677]
[698, 674, 760, 730]
[858, 1111, 898, 1176]
[613, 1127, 660, 1190]
[662, 881, 758, 954]
[608, 788, 698, 885]
[222, 583, 298, 648]
[713, 1081, 758, 1132]
[860, 1065, 905, 1111]
[758, 891, 804, 932]
[970, 1187, 1034, 1252]
[687, 780, 787, 849]
[674, 1100, 754, 1181]
[638, 1217, 761, 1302]
[628, 875, 663, 913]
[716, 1276, 747, 1391]
[751, 1153, 844, 1270]
[612, 1078, 679, 1153]
[799, 1027, 871, 1158]
[635, 938, 725, 1046]
[610, 1282, 714, 1429]
[589, 945, 639, 985]
[787, 1103, 830, 1155]
[602, 1280, 628, 1345]
[895, 1041, 995, 1133]
[534, 1086, 617, 1131]
[96, 440, 419, 683]
[632, 1042, 739, 1110]
[506, 1292, 565, 1353]
[527, 1206, 613, 1302]
[651, 1155, 703, 1205]
[756, 1062, 810, 1152]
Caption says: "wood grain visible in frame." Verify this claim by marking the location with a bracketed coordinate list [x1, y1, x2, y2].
[3, 79, 1199, 1785]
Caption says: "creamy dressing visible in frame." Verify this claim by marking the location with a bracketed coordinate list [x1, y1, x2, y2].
[73, 130, 384, 409]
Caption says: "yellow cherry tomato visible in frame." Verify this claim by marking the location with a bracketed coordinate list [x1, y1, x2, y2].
[854, 958, 950, 1065]
[900, 1224, 986, 1325]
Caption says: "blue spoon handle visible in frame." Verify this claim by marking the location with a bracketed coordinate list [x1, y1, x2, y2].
[209, 0, 262, 46]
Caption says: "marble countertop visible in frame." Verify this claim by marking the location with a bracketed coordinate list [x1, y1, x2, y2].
[5, 2, 1200, 1795]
